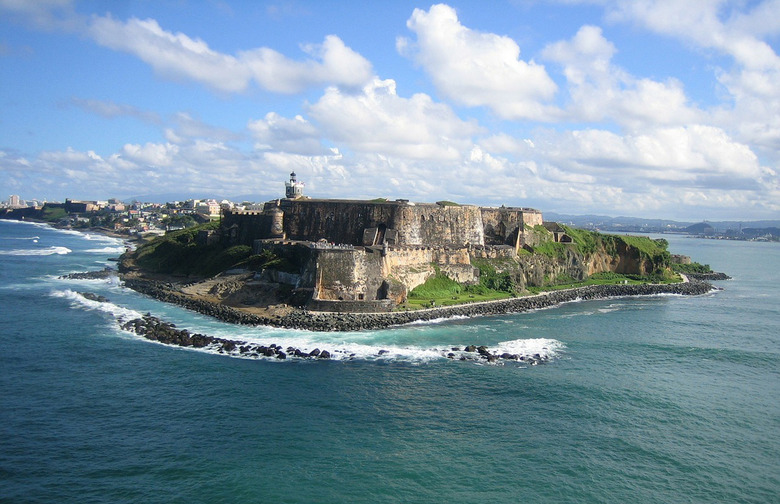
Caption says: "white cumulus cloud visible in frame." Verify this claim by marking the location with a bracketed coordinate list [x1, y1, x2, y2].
[308, 78, 481, 160]
[87, 16, 373, 94]
[398, 4, 559, 120]
[542, 25, 700, 128]
[248, 113, 325, 155]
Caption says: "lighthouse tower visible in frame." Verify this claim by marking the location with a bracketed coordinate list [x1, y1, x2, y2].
[285, 171, 305, 199]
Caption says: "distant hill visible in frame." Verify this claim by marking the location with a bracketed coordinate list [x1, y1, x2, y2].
[685, 222, 716, 234]
[545, 212, 693, 231]
[545, 212, 779, 233]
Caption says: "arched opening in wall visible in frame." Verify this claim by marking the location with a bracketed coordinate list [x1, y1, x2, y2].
[377, 280, 389, 300]
[420, 215, 426, 223]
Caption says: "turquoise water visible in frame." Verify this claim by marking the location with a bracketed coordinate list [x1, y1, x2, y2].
[1, 220, 778, 503]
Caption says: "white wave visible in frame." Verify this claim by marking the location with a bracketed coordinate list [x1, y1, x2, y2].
[494, 338, 564, 359]
[181, 330, 565, 364]
[598, 303, 624, 313]
[50, 227, 89, 238]
[35, 225, 124, 244]
[50, 289, 144, 321]
[405, 314, 471, 326]
[0, 235, 40, 240]
[84, 246, 126, 254]
[82, 233, 125, 245]
[48, 285, 565, 365]
[0, 219, 49, 228]
[0, 246, 72, 256]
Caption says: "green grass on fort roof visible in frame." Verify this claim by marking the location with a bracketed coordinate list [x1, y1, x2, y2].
[524, 271, 682, 293]
[402, 290, 512, 309]
[402, 271, 512, 309]
[671, 262, 712, 274]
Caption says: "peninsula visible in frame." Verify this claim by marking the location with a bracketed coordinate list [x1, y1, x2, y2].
[117, 172, 719, 331]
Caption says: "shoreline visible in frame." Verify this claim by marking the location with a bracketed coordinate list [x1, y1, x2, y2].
[0, 216, 147, 244]
[6, 219, 720, 332]
[120, 275, 718, 332]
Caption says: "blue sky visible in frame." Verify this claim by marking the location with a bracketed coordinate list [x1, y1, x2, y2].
[1, 0, 778, 221]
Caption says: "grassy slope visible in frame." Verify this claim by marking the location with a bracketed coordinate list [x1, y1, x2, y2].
[130, 222, 253, 277]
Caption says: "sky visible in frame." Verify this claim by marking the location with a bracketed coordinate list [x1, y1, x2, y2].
[1, 0, 778, 221]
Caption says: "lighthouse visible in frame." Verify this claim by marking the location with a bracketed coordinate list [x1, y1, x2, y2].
[285, 171, 305, 199]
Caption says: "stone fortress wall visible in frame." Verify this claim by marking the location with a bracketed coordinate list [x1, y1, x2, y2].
[223, 199, 543, 250]
[220, 173, 546, 311]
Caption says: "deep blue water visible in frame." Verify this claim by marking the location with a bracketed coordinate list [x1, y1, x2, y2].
[1, 220, 778, 503]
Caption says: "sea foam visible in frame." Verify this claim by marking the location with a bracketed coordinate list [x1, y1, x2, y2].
[84, 246, 127, 254]
[0, 246, 72, 256]
[50, 289, 144, 321]
[54, 285, 565, 365]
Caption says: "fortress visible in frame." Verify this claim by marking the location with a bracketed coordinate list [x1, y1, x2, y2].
[221, 172, 549, 312]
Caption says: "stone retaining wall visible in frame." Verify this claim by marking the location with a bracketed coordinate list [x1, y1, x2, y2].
[122, 277, 716, 332]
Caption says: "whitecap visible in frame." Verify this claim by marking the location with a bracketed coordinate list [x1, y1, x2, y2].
[494, 338, 565, 360]
[49, 285, 565, 365]
[404, 314, 471, 326]
[154, 327, 565, 364]
[50, 289, 143, 321]
[84, 246, 127, 254]
[0, 235, 40, 241]
[0, 246, 72, 256]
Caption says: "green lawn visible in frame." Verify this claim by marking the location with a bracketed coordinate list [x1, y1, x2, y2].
[400, 290, 513, 310]
[399, 270, 683, 310]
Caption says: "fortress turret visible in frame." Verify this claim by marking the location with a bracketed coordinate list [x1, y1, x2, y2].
[269, 205, 285, 239]
[285, 171, 305, 199]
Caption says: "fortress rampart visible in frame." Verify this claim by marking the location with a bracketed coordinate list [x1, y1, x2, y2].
[224, 199, 542, 251]
[223, 188, 545, 311]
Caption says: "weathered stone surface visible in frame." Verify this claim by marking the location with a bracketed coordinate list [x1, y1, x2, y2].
[60, 268, 116, 280]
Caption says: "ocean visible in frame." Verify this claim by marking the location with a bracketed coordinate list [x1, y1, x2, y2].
[0, 219, 778, 503]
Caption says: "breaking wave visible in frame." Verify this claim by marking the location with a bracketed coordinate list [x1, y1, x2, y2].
[50, 289, 143, 321]
[54, 289, 564, 365]
[84, 246, 127, 254]
[0, 235, 40, 241]
[0, 246, 72, 256]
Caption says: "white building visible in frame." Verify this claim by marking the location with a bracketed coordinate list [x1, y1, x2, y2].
[285, 172, 305, 199]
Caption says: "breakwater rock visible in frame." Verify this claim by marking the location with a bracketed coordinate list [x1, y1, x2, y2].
[60, 267, 116, 280]
[113, 307, 545, 364]
[121, 277, 716, 332]
[685, 272, 731, 281]
[118, 313, 331, 360]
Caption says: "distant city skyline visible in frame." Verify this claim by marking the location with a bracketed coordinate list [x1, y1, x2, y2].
[1, 1, 778, 221]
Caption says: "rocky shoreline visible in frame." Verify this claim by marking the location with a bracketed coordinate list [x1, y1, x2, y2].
[684, 272, 732, 281]
[60, 267, 117, 280]
[113, 311, 550, 364]
[118, 313, 333, 360]
[121, 276, 718, 332]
